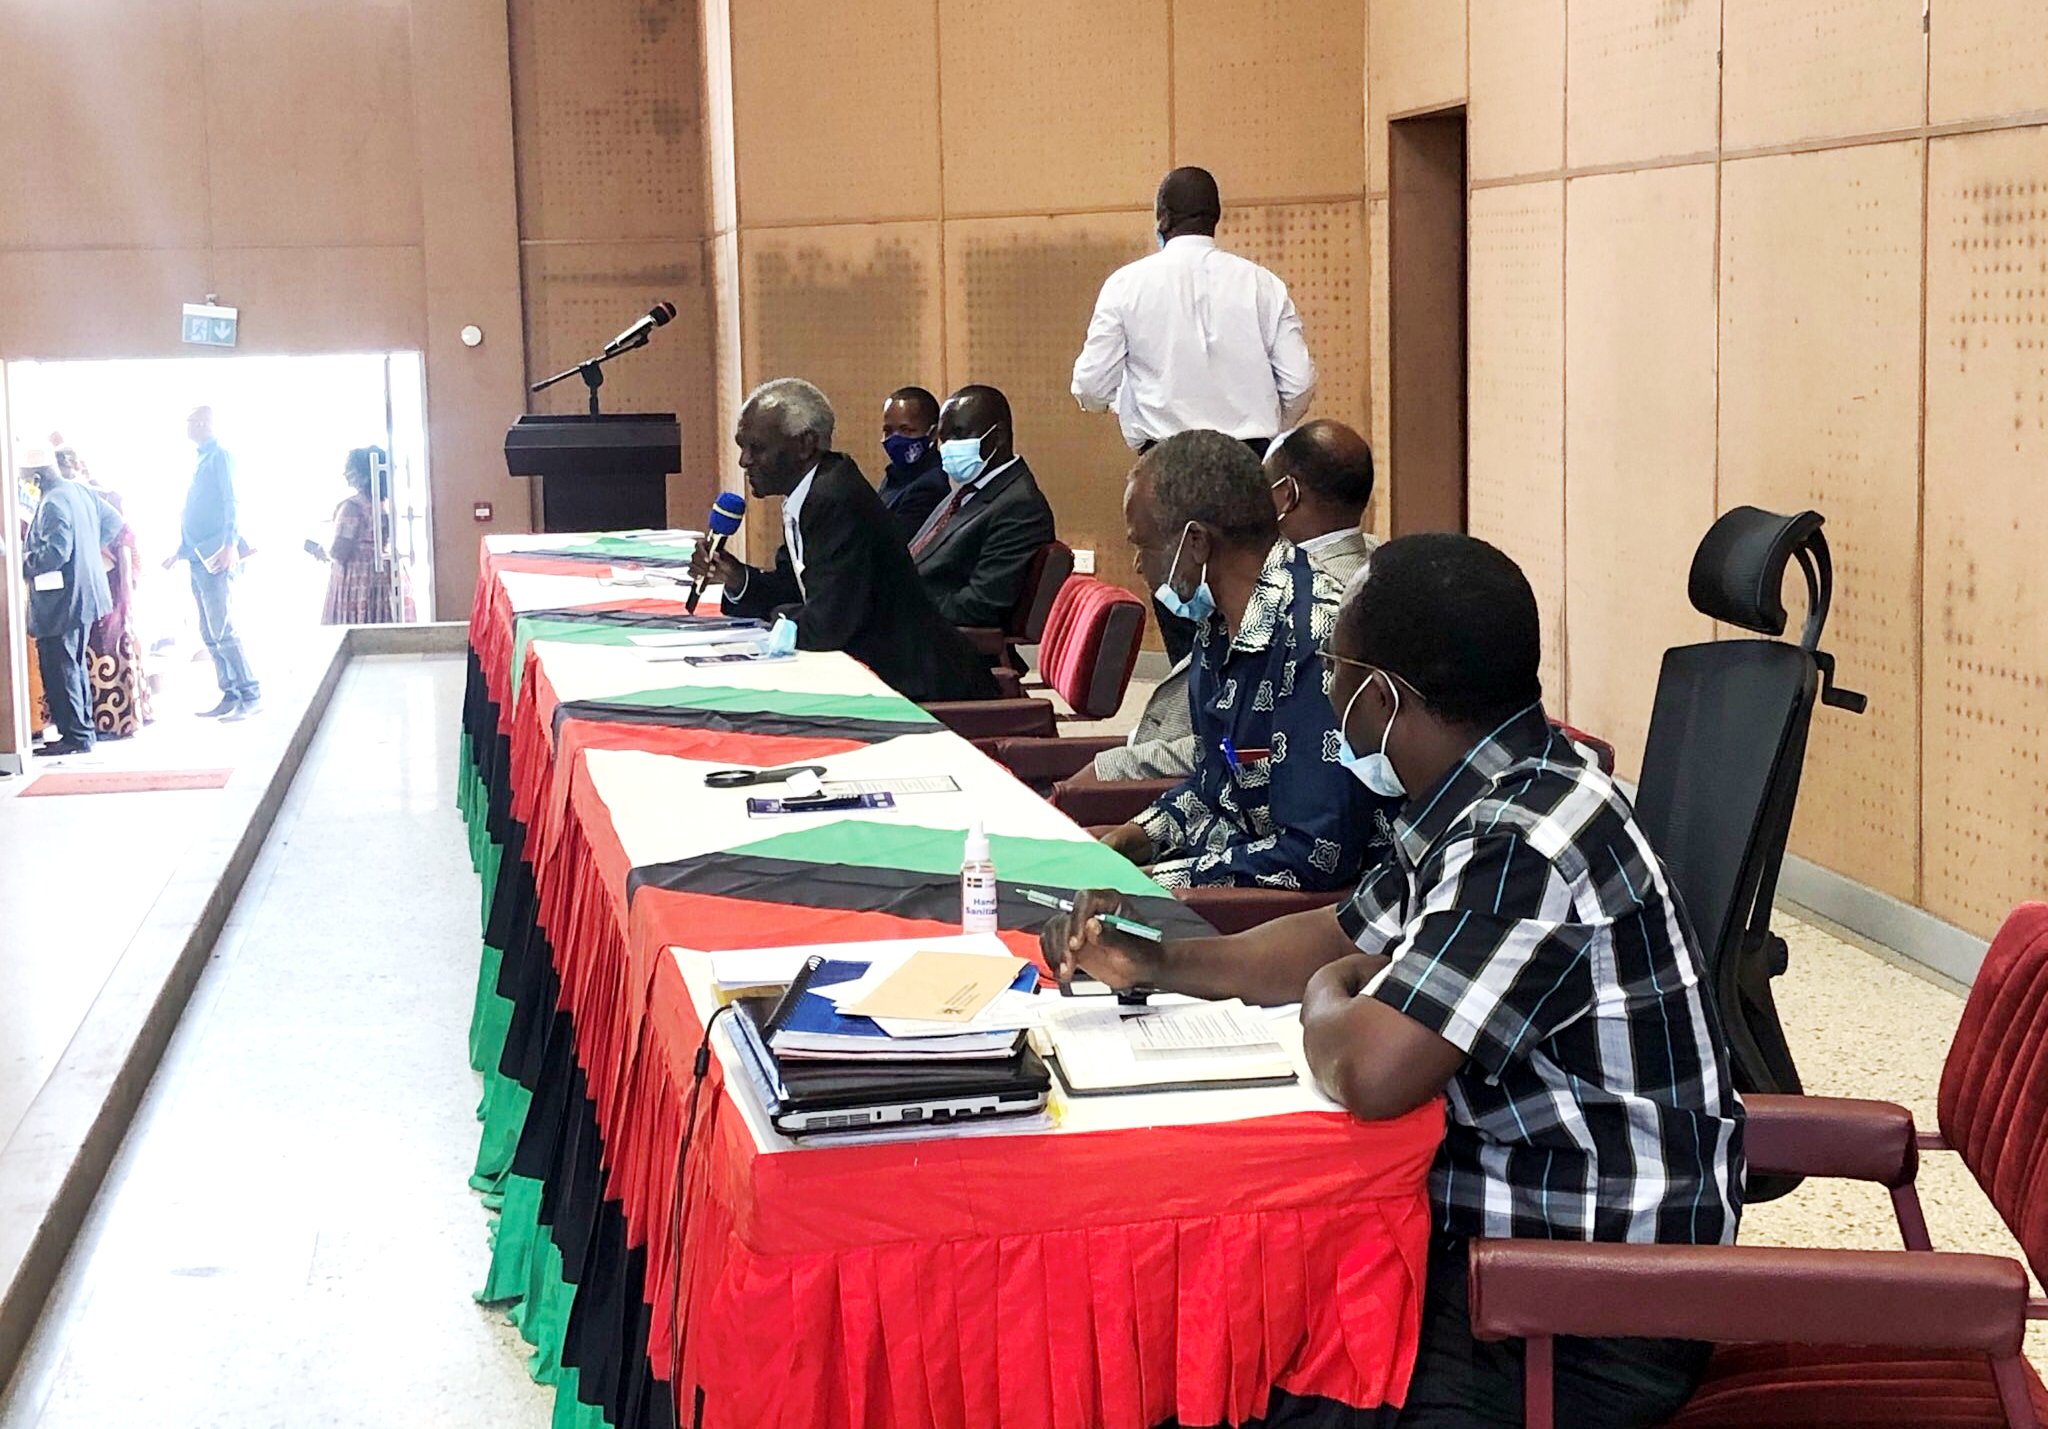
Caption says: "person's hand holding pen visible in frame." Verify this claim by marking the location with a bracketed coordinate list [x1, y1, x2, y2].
[1037, 889, 1167, 994]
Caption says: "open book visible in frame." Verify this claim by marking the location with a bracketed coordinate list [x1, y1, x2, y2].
[1038, 999, 1300, 1096]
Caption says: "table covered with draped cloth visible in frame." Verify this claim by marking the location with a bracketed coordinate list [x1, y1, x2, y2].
[458, 533, 1443, 1429]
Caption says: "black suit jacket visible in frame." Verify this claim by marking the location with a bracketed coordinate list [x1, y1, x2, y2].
[910, 457, 1057, 629]
[724, 452, 1000, 703]
[878, 451, 949, 544]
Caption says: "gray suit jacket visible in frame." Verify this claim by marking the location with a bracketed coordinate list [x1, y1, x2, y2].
[1091, 526, 1378, 781]
[23, 477, 120, 638]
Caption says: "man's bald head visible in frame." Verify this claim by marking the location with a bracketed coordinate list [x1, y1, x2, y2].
[1155, 166, 1221, 239]
[1270, 420, 1374, 513]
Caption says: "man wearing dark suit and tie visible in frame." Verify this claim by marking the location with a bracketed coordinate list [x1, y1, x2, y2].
[692, 378, 1000, 704]
[909, 385, 1057, 630]
[19, 446, 125, 755]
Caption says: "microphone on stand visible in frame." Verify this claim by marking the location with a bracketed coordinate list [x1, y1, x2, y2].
[686, 491, 747, 614]
[603, 300, 677, 355]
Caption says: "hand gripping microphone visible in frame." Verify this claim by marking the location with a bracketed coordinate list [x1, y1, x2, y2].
[686, 491, 747, 614]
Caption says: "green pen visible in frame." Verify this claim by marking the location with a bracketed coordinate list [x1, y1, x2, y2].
[1020, 887, 1165, 943]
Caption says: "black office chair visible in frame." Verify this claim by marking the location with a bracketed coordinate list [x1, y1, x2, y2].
[1635, 508, 1867, 1164]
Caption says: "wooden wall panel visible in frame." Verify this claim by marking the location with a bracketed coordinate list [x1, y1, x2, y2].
[940, 0, 1168, 217]
[1175, 0, 1365, 203]
[730, 0, 939, 227]
[1468, 0, 1565, 182]
[1719, 142, 1924, 902]
[710, 229, 744, 493]
[943, 212, 1152, 607]
[1929, 0, 2048, 124]
[1468, 181, 1566, 708]
[1365, 0, 1467, 194]
[1563, 164, 1719, 776]
[1366, 198, 1391, 542]
[0, 0, 211, 249]
[1566, 0, 1720, 170]
[509, 0, 708, 242]
[203, 0, 424, 248]
[522, 241, 718, 524]
[702, 0, 738, 236]
[1219, 202, 1369, 436]
[0, 250, 214, 360]
[210, 246, 427, 354]
[1922, 126, 2048, 935]
[1723, 0, 1925, 151]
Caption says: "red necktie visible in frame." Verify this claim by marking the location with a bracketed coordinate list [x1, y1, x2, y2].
[909, 488, 967, 558]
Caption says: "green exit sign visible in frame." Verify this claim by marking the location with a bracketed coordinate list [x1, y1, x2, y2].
[181, 302, 238, 347]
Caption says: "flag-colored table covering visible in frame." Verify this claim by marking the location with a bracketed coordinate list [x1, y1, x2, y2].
[458, 535, 1443, 1429]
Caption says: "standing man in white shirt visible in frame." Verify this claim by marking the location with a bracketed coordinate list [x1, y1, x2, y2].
[1072, 165, 1317, 660]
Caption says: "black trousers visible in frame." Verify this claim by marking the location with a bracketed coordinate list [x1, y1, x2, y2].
[35, 624, 94, 746]
[1397, 1235, 1710, 1428]
[1139, 434, 1274, 666]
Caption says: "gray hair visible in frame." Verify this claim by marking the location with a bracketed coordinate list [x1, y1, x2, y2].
[1144, 429, 1278, 547]
[744, 378, 835, 448]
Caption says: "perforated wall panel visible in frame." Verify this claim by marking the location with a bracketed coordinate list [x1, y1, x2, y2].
[1220, 202, 1369, 437]
[1719, 142, 1925, 902]
[1722, 0, 1925, 151]
[1366, 0, 1467, 194]
[1566, 0, 1720, 170]
[1175, 0, 1364, 203]
[1564, 164, 1719, 777]
[1922, 126, 2048, 935]
[939, 0, 1168, 217]
[944, 212, 1154, 613]
[1930, 0, 2048, 124]
[730, 0, 940, 226]
[1469, 0, 1564, 182]
[509, 0, 708, 242]
[1468, 181, 1566, 708]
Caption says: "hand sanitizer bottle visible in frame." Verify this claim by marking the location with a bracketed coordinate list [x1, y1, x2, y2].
[961, 821, 999, 934]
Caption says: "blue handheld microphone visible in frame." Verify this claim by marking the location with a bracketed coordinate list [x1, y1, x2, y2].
[686, 491, 747, 614]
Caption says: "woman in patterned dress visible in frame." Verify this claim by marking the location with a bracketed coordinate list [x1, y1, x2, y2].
[55, 445, 153, 738]
[313, 446, 415, 625]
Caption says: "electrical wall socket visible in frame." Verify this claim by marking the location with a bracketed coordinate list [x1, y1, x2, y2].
[1072, 548, 1095, 574]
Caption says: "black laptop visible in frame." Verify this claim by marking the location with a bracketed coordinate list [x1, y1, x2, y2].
[727, 994, 1051, 1136]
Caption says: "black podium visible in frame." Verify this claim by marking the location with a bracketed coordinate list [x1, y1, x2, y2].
[504, 413, 681, 533]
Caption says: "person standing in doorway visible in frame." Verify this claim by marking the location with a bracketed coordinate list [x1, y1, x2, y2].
[53, 442, 154, 738]
[310, 445, 415, 625]
[20, 445, 124, 756]
[165, 405, 261, 719]
[1072, 165, 1318, 663]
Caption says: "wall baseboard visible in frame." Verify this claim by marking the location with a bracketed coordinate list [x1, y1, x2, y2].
[1777, 854, 1990, 988]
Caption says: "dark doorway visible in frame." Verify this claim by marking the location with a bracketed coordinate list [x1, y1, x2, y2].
[1387, 108, 1468, 536]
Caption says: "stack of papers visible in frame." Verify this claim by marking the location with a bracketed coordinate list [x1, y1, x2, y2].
[1038, 998, 1299, 1095]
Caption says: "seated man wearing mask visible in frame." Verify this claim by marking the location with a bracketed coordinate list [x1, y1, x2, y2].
[692, 378, 999, 703]
[1093, 419, 1379, 781]
[1095, 429, 1391, 889]
[908, 384, 1056, 629]
[877, 385, 948, 542]
[1044, 533, 1743, 1428]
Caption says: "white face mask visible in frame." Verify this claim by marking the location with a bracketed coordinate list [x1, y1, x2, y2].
[1336, 669, 1406, 799]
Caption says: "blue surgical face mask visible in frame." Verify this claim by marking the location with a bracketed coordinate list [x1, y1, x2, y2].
[1151, 521, 1216, 624]
[881, 431, 931, 470]
[939, 426, 996, 486]
[1337, 670, 1407, 799]
[1155, 229, 1167, 250]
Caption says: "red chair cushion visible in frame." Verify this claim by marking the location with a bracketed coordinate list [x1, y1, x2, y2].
[1937, 903, 2048, 1287]
[1037, 578, 1146, 719]
[1670, 1343, 2048, 1427]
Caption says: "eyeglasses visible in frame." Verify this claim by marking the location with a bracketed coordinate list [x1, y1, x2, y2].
[1317, 648, 1374, 677]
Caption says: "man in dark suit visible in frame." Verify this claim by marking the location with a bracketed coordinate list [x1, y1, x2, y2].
[20, 446, 125, 755]
[908, 385, 1057, 630]
[876, 385, 948, 543]
[692, 378, 999, 703]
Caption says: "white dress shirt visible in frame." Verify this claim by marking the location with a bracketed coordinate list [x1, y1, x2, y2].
[1071, 235, 1317, 450]
[781, 463, 819, 588]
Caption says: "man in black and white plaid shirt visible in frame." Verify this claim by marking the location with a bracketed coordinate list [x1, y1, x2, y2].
[1045, 533, 1744, 1428]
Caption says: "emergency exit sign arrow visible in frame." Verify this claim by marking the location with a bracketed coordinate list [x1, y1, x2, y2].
[181, 302, 239, 348]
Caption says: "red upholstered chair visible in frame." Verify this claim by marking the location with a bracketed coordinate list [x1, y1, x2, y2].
[1468, 902, 2048, 1429]
[926, 578, 1147, 740]
[960, 540, 1074, 664]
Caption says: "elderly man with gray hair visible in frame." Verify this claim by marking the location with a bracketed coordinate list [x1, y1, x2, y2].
[693, 377, 998, 703]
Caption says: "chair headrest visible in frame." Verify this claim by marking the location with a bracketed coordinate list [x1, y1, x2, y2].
[1687, 506, 1826, 637]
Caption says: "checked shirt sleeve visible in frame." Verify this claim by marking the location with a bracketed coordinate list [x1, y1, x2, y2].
[1361, 831, 1595, 1079]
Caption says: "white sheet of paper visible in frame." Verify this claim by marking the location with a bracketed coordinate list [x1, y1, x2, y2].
[32, 570, 63, 591]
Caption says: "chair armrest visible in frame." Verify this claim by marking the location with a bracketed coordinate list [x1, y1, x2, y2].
[990, 668, 1023, 699]
[959, 626, 1008, 658]
[1467, 1240, 2029, 1355]
[923, 698, 1056, 740]
[1050, 776, 1180, 828]
[979, 735, 1126, 786]
[1174, 886, 1344, 935]
[1744, 1093, 1918, 1187]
